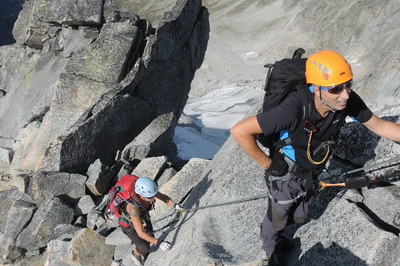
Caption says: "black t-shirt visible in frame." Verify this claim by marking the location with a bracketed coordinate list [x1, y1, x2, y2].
[256, 90, 373, 171]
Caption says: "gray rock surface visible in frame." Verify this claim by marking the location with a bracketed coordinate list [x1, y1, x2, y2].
[16, 197, 74, 252]
[122, 112, 177, 161]
[1, 0, 209, 174]
[131, 156, 168, 180]
[0, 0, 400, 265]
[150, 158, 210, 234]
[112, 244, 132, 263]
[12, 72, 111, 171]
[25, 172, 87, 205]
[12, 0, 102, 48]
[61, 228, 115, 266]
[0, 147, 12, 164]
[51, 224, 82, 241]
[335, 116, 400, 167]
[0, 189, 35, 243]
[74, 195, 96, 216]
[289, 188, 400, 266]
[86, 159, 116, 196]
[105, 227, 131, 246]
[157, 166, 177, 188]
[45, 240, 71, 266]
[65, 21, 140, 84]
[0, 47, 68, 152]
[39, 95, 155, 173]
[0, 198, 37, 263]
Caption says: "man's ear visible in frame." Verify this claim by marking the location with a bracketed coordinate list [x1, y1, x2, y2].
[312, 85, 321, 96]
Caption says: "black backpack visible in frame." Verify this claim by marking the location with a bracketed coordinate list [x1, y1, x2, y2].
[258, 48, 314, 151]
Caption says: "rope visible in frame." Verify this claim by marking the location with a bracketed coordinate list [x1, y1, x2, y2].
[153, 193, 269, 231]
[306, 131, 330, 165]
[153, 193, 269, 225]
[182, 193, 268, 212]
[153, 209, 186, 233]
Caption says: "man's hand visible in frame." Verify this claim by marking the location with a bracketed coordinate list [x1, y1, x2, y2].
[265, 152, 288, 177]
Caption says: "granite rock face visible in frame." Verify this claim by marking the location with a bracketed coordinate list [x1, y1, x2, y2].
[0, 0, 209, 174]
[0, 0, 210, 263]
[0, 0, 399, 265]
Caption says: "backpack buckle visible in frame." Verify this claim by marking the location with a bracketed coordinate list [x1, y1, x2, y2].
[304, 120, 318, 133]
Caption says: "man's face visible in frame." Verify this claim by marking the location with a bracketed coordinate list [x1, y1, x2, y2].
[320, 88, 351, 111]
[314, 81, 352, 111]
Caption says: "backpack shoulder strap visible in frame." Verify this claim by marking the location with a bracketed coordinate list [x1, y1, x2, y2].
[296, 84, 313, 122]
[274, 84, 313, 148]
[318, 109, 347, 142]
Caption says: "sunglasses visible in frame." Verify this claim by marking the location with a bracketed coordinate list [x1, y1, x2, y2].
[319, 80, 353, 94]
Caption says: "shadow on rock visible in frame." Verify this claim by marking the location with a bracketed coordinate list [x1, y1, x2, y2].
[203, 242, 233, 263]
[288, 238, 368, 266]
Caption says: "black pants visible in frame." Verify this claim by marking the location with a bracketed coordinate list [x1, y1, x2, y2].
[121, 219, 154, 257]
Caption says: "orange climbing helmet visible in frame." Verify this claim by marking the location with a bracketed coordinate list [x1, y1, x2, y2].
[305, 50, 353, 87]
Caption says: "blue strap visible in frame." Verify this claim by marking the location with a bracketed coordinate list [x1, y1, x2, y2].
[280, 130, 296, 161]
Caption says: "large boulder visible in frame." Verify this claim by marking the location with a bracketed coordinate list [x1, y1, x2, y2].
[45, 240, 71, 266]
[74, 195, 96, 216]
[85, 159, 116, 196]
[24, 172, 87, 205]
[65, 20, 141, 84]
[51, 224, 82, 242]
[12, 0, 102, 48]
[13, 16, 145, 172]
[39, 95, 155, 173]
[122, 112, 177, 161]
[60, 228, 115, 266]
[0, 47, 68, 151]
[128, 0, 209, 116]
[0, 190, 37, 263]
[16, 197, 74, 252]
[131, 156, 168, 180]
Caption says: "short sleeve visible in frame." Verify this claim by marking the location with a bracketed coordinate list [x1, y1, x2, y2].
[346, 91, 373, 123]
[256, 92, 302, 136]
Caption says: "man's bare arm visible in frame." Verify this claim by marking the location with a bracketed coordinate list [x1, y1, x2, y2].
[230, 116, 272, 169]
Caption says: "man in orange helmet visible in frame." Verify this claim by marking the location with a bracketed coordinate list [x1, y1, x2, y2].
[231, 50, 400, 266]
